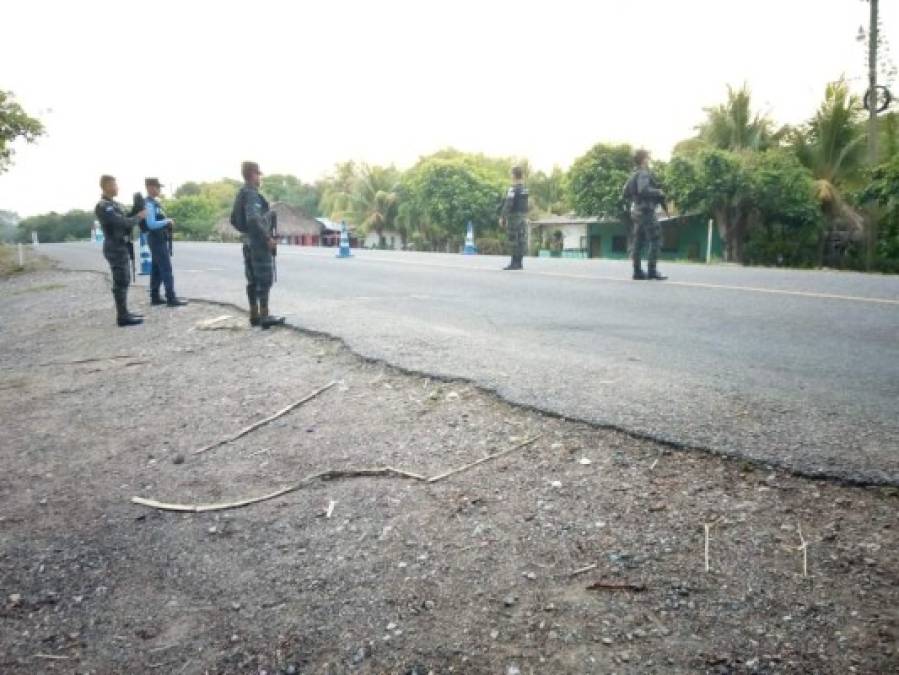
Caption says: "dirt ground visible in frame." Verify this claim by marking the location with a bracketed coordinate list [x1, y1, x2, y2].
[0, 267, 897, 675]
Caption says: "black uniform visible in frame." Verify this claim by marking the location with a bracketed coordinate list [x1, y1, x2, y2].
[94, 196, 142, 324]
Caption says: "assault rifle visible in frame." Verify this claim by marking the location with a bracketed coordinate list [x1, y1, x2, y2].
[127, 192, 146, 281]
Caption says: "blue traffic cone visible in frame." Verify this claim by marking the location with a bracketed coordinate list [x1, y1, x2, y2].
[139, 232, 152, 275]
[463, 221, 477, 255]
[336, 220, 352, 258]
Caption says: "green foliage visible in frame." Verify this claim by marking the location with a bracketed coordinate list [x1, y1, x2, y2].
[261, 174, 319, 216]
[529, 166, 569, 215]
[17, 210, 93, 243]
[164, 195, 219, 239]
[694, 84, 786, 152]
[858, 155, 899, 271]
[0, 90, 44, 174]
[567, 143, 633, 218]
[404, 156, 503, 249]
[0, 209, 19, 243]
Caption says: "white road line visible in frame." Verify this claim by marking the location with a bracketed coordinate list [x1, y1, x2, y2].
[276, 249, 899, 307]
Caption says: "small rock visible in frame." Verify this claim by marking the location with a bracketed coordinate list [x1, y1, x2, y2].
[578, 458, 592, 465]
[446, 391, 460, 401]
[387, 622, 397, 631]
[506, 666, 521, 675]
[208, 526, 218, 535]
[601, 637, 614, 645]
[551, 443, 563, 450]
[523, 572, 537, 581]
[230, 601, 241, 611]
[172, 454, 185, 465]
[490, 629, 499, 640]
[8, 593, 22, 606]
[423, 600, 435, 611]
[229, 634, 239, 643]
[38, 498, 48, 506]
[285, 665, 299, 675]
[550, 480, 562, 488]
[503, 595, 517, 607]
[648, 502, 666, 512]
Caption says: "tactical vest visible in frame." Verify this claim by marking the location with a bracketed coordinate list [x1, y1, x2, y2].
[96, 198, 130, 243]
[511, 185, 529, 214]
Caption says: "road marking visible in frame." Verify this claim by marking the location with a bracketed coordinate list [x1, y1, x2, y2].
[277, 249, 899, 307]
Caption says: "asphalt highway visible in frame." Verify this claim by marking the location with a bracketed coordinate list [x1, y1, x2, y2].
[43, 242, 899, 485]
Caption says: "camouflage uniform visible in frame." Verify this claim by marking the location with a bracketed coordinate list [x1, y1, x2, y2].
[501, 182, 528, 269]
[94, 196, 141, 323]
[231, 183, 283, 326]
[629, 167, 665, 278]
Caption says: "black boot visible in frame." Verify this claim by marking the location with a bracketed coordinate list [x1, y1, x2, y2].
[114, 291, 143, 327]
[150, 292, 166, 306]
[258, 290, 285, 329]
[166, 296, 188, 307]
[632, 263, 647, 280]
[647, 265, 667, 281]
[247, 286, 260, 327]
[503, 255, 523, 270]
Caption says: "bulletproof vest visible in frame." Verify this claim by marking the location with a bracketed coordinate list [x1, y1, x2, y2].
[96, 198, 130, 243]
[511, 184, 529, 214]
[147, 197, 166, 225]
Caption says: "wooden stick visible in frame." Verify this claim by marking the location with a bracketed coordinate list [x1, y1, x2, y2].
[132, 466, 426, 513]
[569, 563, 597, 577]
[39, 354, 134, 367]
[33, 654, 70, 660]
[586, 580, 647, 592]
[325, 500, 336, 518]
[704, 523, 711, 573]
[426, 435, 542, 483]
[193, 381, 337, 455]
[797, 522, 808, 578]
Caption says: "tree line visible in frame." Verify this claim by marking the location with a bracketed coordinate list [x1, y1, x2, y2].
[3, 82, 898, 271]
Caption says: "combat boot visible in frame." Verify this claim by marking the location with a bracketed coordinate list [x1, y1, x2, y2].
[259, 309, 285, 329]
[249, 304, 260, 327]
[632, 267, 647, 280]
[647, 265, 667, 281]
[166, 297, 188, 307]
[114, 291, 143, 327]
[150, 295, 166, 306]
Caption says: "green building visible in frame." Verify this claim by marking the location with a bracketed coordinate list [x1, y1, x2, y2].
[530, 213, 724, 261]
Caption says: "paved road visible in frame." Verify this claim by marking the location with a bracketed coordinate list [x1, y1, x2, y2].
[44, 242, 899, 485]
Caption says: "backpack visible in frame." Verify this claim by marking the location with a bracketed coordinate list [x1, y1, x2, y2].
[229, 190, 247, 232]
[621, 172, 639, 204]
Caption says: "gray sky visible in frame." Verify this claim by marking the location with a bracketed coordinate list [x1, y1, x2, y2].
[1, 0, 895, 216]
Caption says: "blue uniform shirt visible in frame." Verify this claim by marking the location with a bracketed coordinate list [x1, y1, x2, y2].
[145, 197, 170, 231]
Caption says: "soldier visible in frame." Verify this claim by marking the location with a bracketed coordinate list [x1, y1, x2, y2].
[230, 161, 284, 328]
[625, 149, 667, 280]
[499, 165, 529, 270]
[94, 175, 147, 327]
[143, 178, 187, 307]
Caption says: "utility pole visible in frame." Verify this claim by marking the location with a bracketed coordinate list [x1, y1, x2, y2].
[868, 0, 880, 165]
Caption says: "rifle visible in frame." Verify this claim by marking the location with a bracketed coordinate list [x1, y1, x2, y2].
[269, 210, 278, 282]
[166, 224, 173, 256]
[127, 192, 146, 281]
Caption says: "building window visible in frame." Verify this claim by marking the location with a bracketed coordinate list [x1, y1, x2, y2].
[612, 235, 628, 253]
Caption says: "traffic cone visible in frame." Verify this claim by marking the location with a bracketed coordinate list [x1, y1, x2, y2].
[336, 220, 352, 258]
[139, 232, 152, 275]
[463, 221, 477, 255]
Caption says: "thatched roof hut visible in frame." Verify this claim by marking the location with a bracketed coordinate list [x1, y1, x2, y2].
[214, 202, 322, 244]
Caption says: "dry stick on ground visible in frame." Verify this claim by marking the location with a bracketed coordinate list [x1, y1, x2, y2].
[133, 436, 541, 513]
[33, 654, 70, 660]
[426, 435, 542, 483]
[586, 580, 647, 592]
[132, 467, 428, 513]
[704, 522, 712, 573]
[569, 563, 598, 577]
[797, 522, 809, 578]
[193, 381, 337, 455]
[38, 354, 135, 367]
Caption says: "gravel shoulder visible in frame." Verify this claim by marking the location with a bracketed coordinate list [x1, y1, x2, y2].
[0, 268, 897, 674]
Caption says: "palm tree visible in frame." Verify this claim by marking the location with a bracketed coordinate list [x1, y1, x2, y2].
[348, 164, 401, 248]
[696, 84, 787, 152]
[791, 78, 866, 264]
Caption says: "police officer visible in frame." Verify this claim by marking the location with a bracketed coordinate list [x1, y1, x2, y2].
[230, 161, 284, 328]
[499, 165, 528, 270]
[143, 178, 187, 307]
[626, 149, 667, 280]
[94, 175, 147, 326]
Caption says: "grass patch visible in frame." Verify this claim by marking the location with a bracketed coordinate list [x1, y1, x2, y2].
[0, 244, 51, 277]
[10, 283, 65, 295]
